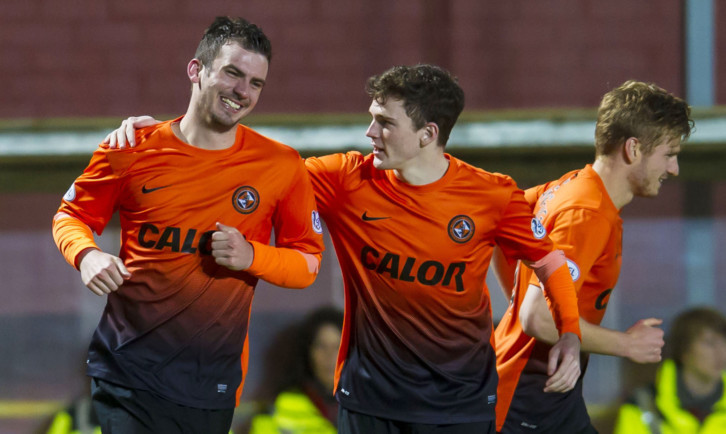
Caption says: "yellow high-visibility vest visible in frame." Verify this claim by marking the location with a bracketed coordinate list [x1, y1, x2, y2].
[614, 359, 726, 434]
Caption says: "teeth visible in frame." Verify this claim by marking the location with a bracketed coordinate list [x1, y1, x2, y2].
[222, 97, 241, 110]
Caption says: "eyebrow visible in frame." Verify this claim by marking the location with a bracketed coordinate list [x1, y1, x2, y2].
[225, 65, 267, 86]
[371, 112, 395, 123]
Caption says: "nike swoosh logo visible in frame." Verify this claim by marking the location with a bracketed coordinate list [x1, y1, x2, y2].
[141, 184, 170, 194]
[361, 211, 390, 221]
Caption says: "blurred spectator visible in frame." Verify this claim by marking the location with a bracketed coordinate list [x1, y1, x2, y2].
[39, 355, 102, 434]
[244, 306, 343, 434]
[614, 307, 726, 433]
[45, 395, 100, 434]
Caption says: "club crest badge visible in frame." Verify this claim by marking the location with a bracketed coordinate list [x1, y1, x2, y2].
[448, 215, 475, 243]
[232, 186, 259, 214]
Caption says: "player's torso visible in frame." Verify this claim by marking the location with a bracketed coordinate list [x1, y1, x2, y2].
[315, 154, 511, 423]
[109, 132, 288, 268]
[85, 126, 304, 407]
[532, 169, 623, 324]
[322, 155, 509, 311]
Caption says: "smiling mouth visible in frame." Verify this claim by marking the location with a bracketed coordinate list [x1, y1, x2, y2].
[222, 97, 242, 110]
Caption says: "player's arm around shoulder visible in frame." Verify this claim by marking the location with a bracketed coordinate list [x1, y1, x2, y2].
[102, 116, 161, 149]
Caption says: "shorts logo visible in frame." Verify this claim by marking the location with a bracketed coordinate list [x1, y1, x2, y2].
[531, 218, 546, 239]
[448, 215, 475, 243]
[566, 258, 580, 281]
[63, 183, 76, 202]
[232, 186, 259, 214]
[312, 210, 323, 234]
[520, 421, 538, 429]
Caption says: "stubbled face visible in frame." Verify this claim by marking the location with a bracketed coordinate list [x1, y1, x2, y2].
[310, 323, 341, 392]
[682, 328, 726, 384]
[193, 42, 268, 129]
[629, 136, 681, 197]
[366, 98, 426, 171]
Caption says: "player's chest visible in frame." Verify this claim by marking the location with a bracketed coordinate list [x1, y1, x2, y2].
[332, 184, 501, 254]
[120, 158, 280, 223]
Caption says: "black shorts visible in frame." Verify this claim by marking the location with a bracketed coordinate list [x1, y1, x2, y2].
[338, 406, 496, 434]
[91, 377, 234, 434]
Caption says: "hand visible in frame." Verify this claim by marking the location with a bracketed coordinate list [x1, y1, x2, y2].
[211, 222, 254, 270]
[624, 318, 664, 363]
[79, 249, 131, 296]
[102, 116, 159, 149]
[544, 332, 581, 393]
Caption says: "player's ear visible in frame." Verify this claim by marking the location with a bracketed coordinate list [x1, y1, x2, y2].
[623, 137, 640, 164]
[421, 122, 440, 147]
[188, 59, 203, 84]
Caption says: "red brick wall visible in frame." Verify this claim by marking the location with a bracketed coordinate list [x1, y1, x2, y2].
[717, 0, 726, 104]
[1, 0, 698, 119]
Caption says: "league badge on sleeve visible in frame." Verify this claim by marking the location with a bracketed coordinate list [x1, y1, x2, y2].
[531, 218, 546, 239]
[566, 258, 580, 281]
[312, 210, 323, 234]
[63, 182, 76, 202]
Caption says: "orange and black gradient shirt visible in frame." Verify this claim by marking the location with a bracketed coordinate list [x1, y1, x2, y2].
[305, 152, 580, 424]
[495, 165, 622, 432]
[52, 119, 324, 409]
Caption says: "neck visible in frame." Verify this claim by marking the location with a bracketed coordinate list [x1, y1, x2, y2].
[393, 153, 450, 186]
[591, 157, 633, 210]
[175, 111, 238, 150]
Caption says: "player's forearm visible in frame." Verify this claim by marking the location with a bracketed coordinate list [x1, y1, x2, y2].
[537, 263, 581, 339]
[522, 291, 629, 356]
[246, 240, 321, 288]
[524, 250, 581, 338]
[520, 289, 560, 344]
[52, 213, 99, 269]
[578, 320, 630, 357]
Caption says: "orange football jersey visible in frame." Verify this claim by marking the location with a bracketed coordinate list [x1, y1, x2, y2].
[495, 164, 622, 432]
[52, 119, 324, 409]
[306, 151, 578, 424]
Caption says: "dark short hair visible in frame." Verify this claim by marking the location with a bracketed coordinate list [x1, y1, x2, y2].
[194, 16, 272, 68]
[666, 307, 726, 367]
[594, 80, 693, 157]
[366, 64, 465, 147]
